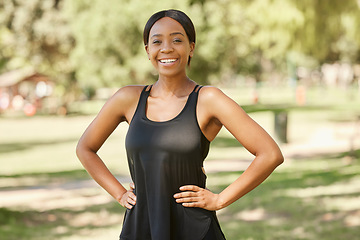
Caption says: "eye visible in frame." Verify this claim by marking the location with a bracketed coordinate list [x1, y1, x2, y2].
[152, 39, 161, 44]
[173, 38, 182, 43]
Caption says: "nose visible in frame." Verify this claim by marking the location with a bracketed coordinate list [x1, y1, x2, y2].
[160, 41, 173, 53]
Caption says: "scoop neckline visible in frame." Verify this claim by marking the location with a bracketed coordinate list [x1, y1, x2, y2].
[143, 90, 195, 124]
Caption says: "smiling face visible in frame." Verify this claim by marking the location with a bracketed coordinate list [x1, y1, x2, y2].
[145, 17, 195, 79]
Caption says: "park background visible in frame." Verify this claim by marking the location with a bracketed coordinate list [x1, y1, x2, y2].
[0, 0, 360, 239]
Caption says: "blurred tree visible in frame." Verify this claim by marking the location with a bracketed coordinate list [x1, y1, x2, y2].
[245, 0, 304, 66]
[64, 0, 194, 90]
[64, 0, 275, 87]
[187, 0, 254, 84]
[292, 0, 360, 64]
[1, 0, 359, 98]
[65, 0, 145, 91]
[0, 0, 76, 105]
[187, 0, 304, 84]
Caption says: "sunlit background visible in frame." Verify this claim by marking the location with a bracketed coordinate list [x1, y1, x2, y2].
[0, 0, 360, 239]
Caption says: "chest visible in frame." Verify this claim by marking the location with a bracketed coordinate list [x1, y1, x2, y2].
[126, 118, 202, 155]
[145, 95, 188, 122]
[125, 90, 208, 156]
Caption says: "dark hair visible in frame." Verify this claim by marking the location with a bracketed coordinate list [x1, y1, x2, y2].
[143, 9, 196, 65]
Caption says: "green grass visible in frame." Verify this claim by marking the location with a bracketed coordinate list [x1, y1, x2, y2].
[0, 115, 130, 176]
[0, 152, 358, 239]
[0, 86, 359, 239]
[211, 153, 360, 240]
[0, 202, 126, 240]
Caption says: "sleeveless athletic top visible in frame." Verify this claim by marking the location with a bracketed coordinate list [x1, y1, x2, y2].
[120, 85, 226, 240]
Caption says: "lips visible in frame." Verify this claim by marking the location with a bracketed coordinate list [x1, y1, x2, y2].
[158, 58, 178, 64]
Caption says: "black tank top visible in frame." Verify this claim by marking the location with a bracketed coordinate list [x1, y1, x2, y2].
[120, 85, 225, 240]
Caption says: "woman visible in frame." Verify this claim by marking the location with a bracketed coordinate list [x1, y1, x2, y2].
[76, 9, 284, 240]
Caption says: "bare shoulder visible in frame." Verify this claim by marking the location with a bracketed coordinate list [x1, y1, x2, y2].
[197, 85, 245, 121]
[112, 85, 145, 103]
[99, 85, 145, 122]
[198, 85, 232, 106]
[198, 85, 224, 96]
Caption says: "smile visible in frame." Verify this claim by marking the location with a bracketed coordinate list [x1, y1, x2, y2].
[159, 59, 177, 63]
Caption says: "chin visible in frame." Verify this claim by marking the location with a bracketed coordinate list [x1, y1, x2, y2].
[157, 69, 184, 78]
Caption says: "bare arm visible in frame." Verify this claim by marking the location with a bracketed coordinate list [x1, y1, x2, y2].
[174, 86, 284, 210]
[76, 86, 142, 209]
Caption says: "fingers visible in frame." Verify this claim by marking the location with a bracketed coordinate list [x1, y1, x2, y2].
[179, 185, 200, 191]
[127, 192, 137, 205]
[120, 189, 137, 210]
[175, 196, 202, 204]
[174, 193, 206, 208]
[174, 185, 219, 210]
[174, 185, 203, 204]
[174, 191, 197, 199]
[120, 192, 136, 209]
[174, 185, 201, 198]
[181, 201, 204, 208]
[123, 201, 134, 209]
[121, 183, 136, 209]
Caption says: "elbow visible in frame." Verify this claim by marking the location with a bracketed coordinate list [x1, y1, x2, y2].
[272, 150, 284, 167]
[76, 141, 88, 163]
[76, 140, 98, 165]
[76, 142, 84, 161]
[277, 154, 285, 166]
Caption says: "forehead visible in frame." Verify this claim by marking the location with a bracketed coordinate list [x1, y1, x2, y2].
[149, 17, 186, 37]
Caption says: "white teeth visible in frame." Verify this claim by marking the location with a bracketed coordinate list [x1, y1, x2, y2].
[160, 59, 176, 63]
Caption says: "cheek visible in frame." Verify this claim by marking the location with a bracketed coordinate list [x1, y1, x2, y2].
[148, 51, 160, 67]
[181, 48, 192, 62]
[149, 47, 161, 58]
[147, 50, 158, 62]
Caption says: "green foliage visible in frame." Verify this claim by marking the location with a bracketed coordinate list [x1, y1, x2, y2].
[63, 0, 196, 88]
[0, 0, 73, 76]
[0, 0, 77, 106]
[291, 0, 360, 64]
[246, 0, 304, 59]
[0, 0, 359, 91]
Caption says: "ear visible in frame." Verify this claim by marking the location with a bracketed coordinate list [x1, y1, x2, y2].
[189, 42, 195, 58]
[145, 45, 150, 59]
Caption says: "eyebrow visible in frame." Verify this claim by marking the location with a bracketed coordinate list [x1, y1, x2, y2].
[150, 32, 185, 39]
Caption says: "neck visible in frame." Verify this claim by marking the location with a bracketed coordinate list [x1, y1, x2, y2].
[153, 74, 195, 97]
